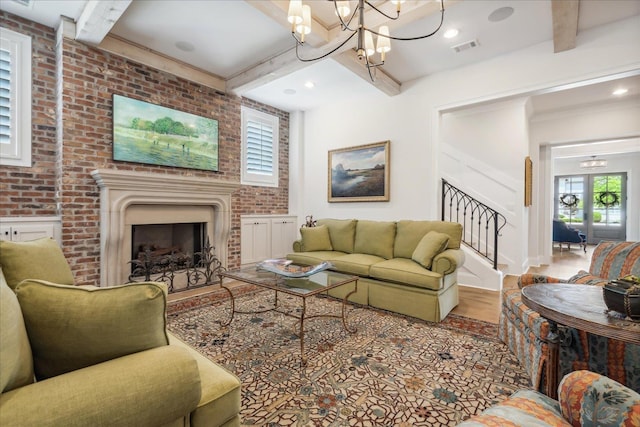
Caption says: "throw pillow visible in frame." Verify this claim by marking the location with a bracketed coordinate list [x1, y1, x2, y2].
[354, 220, 396, 259]
[0, 269, 35, 392]
[0, 238, 74, 290]
[412, 231, 450, 269]
[317, 219, 357, 253]
[15, 279, 169, 380]
[300, 225, 333, 252]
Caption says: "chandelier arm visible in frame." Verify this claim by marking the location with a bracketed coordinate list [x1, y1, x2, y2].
[363, 0, 400, 21]
[372, 1, 445, 41]
[333, 1, 359, 31]
[293, 30, 358, 62]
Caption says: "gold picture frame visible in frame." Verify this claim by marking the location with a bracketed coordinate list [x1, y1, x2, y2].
[328, 141, 390, 202]
[524, 156, 532, 207]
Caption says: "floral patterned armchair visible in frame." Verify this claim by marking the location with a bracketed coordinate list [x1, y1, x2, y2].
[499, 241, 640, 395]
[457, 370, 640, 426]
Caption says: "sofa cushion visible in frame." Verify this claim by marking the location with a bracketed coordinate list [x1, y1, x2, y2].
[287, 251, 346, 266]
[411, 231, 450, 269]
[169, 334, 241, 426]
[330, 253, 385, 277]
[370, 258, 443, 291]
[317, 219, 357, 253]
[15, 280, 170, 380]
[300, 225, 333, 252]
[353, 220, 396, 259]
[394, 221, 463, 258]
[589, 241, 640, 279]
[0, 238, 74, 290]
[456, 389, 566, 426]
[0, 269, 34, 393]
[559, 370, 640, 427]
[568, 270, 609, 287]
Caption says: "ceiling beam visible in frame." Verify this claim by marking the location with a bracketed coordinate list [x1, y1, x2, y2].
[75, 0, 132, 45]
[231, 0, 454, 96]
[245, 0, 329, 47]
[98, 35, 226, 93]
[334, 50, 400, 96]
[551, 0, 580, 53]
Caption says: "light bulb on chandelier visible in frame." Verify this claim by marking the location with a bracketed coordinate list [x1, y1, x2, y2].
[288, 0, 446, 81]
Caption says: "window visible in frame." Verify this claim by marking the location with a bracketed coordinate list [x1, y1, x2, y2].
[0, 28, 31, 167]
[241, 106, 279, 187]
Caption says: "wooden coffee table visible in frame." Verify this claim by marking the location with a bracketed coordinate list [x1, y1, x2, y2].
[521, 283, 640, 398]
[218, 266, 358, 365]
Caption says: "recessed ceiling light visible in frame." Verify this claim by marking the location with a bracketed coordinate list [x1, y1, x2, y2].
[304, 81, 315, 89]
[284, 89, 297, 95]
[175, 41, 195, 52]
[443, 28, 459, 39]
[488, 6, 514, 22]
[612, 88, 629, 96]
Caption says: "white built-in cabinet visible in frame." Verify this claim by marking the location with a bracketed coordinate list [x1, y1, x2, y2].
[241, 215, 298, 265]
[0, 217, 62, 243]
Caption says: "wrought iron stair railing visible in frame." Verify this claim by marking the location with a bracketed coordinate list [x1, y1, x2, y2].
[441, 179, 507, 270]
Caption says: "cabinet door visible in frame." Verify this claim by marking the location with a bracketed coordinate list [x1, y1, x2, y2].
[0, 226, 11, 242]
[12, 224, 55, 242]
[0, 224, 55, 242]
[241, 219, 270, 264]
[271, 218, 298, 259]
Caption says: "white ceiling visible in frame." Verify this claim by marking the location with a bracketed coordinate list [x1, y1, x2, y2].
[1, 0, 639, 114]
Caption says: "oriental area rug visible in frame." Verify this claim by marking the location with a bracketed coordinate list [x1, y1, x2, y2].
[167, 288, 531, 426]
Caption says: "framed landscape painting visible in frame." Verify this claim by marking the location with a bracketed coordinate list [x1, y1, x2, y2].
[328, 141, 390, 202]
[112, 94, 219, 171]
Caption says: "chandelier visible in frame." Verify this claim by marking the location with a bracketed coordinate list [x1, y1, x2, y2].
[579, 156, 607, 169]
[287, 0, 446, 81]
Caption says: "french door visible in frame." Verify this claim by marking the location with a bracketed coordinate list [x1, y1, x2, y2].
[554, 173, 626, 244]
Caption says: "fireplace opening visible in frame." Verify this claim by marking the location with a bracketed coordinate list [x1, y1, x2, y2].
[131, 222, 206, 273]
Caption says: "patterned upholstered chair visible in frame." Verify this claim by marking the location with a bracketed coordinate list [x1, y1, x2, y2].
[457, 370, 640, 426]
[499, 241, 640, 395]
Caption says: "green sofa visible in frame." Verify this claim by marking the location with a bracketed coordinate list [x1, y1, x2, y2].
[287, 219, 465, 322]
[0, 237, 241, 427]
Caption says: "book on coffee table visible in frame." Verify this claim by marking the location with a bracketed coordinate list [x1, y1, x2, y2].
[256, 260, 333, 278]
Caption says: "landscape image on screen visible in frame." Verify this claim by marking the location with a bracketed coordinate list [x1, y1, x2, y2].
[112, 94, 219, 171]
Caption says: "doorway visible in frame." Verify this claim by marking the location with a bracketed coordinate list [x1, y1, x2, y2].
[554, 173, 627, 244]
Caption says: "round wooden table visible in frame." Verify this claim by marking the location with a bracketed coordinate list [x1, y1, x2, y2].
[521, 283, 640, 398]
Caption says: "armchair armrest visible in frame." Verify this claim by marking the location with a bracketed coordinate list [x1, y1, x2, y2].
[432, 249, 465, 275]
[293, 239, 303, 252]
[0, 346, 201, 427]
[558, 370, 640, 426]
[518, 274, 568, 289]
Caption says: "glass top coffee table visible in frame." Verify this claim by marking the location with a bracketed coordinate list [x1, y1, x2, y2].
[218, 265, 359, 365]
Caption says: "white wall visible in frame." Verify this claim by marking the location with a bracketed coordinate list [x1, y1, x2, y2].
[440, 99, 529, 274]
[290, 16, 640, 286]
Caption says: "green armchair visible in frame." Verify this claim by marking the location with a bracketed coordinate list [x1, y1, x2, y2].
[0, 238, 241, 427]
[499, 240, 640, 395]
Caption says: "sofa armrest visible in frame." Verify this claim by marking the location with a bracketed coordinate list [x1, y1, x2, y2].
[558, 370, 640, 426]
[293, 239, 303, 252]
[518, 274, 568, 289]
[0, 345, 201, 427]
[432, 249, 465, 275]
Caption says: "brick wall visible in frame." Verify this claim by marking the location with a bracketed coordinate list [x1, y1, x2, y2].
[2, 12, 289, 285]
[0, 13, 57, 217]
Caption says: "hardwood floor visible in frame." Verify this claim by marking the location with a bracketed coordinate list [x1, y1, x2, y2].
[452, 245, 594, 324]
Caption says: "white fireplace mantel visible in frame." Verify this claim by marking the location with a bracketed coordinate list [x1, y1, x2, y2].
[91, 169, 240, 286]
